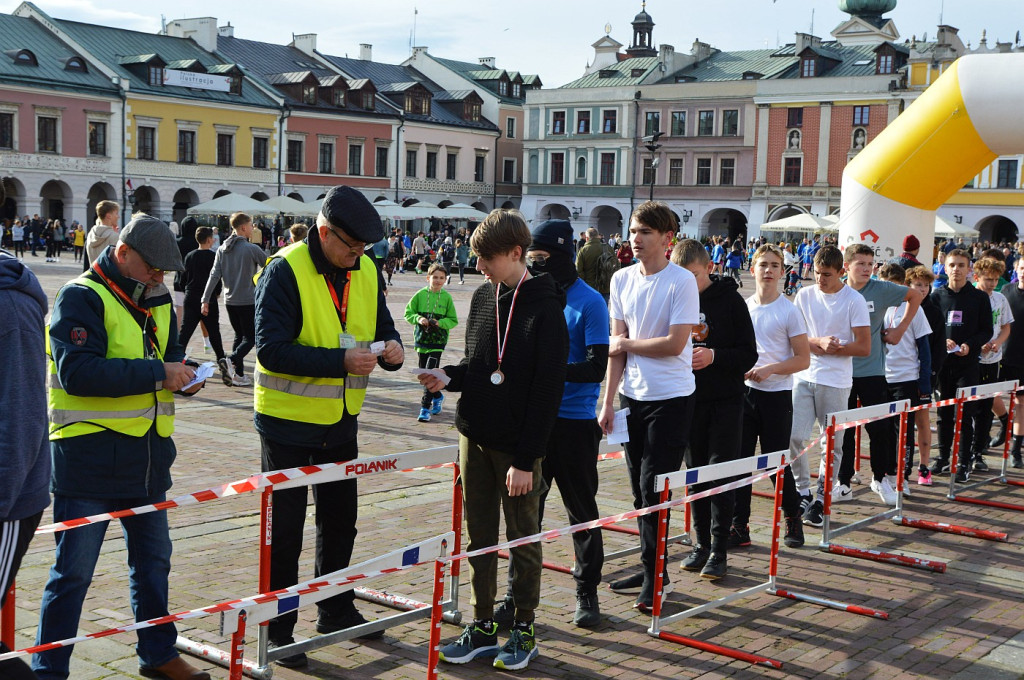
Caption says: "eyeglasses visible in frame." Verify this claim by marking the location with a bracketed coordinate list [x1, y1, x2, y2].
[325, 226, 367, 254]
[129, 246, 163, 275]
[526, 253, 549, 265]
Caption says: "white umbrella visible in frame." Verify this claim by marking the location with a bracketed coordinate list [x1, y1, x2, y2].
[935, 215, 979, 238]
[760, 213, 838, 232]
[187, 193, 274, 216]
[440, 203, 489, 220]
[262, 195, 318, 217]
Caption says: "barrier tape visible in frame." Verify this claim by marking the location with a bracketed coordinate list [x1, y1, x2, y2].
[833, 391, 1016, 431]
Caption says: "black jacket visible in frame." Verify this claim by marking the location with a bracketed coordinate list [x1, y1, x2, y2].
[921, 294, 947, 377]
[1002, 283, 1024, 368]
[444, 273, 568, 471]
[692, 275, 758, 401]
[932, 283, 993, 364]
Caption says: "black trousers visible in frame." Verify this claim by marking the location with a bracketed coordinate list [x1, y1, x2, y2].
[417, 351, 443, 408]
[260, 437, 359, 640]
[179, 298, 225, 359]
[1, 511, 43, 680]
[937, 357, 981, 464]
[840, 375, 892, 484]
[971, 362, 1001, 455]
[734, 388, 802, 526]
[13, 240, 24, 257]
[888, 380, 920, 476]
[225, 304, 256, 374]
[687, 395, 742, 553]
[622, 394, 694, 580]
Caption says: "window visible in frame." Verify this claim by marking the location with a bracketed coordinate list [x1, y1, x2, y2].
[252, 137, 268, 169]
[788, 108, 803, 127]
[286, 139, 303, 171]
[602, 110, 617, 133]
[65, 57, 86, 73]
[503, 158, 516, 183]
[406, 149, 417, 177]
[722, 110, 739, 136]
[376, 147, 389, 177]
[333, 89, 346, 107]
[577, 111, 591, 134]
[644, 111, 660, 136]
[88, 121, 107, 156]
[148, 65, 164, 86]
[0, 113, 12, 149]
[631, 68, 645, 77]
[853, 106, 870, 126]
[405, 90, 430, 115]
[464, 100, 481, 121]
[696, 158, 711, 185]
[426, 151, 437, 179]
[669, 158, 683, 185]
[576, 156, 587, 179]
[784, 157, 802, 186]
[37, 116, 57, 152]
[599, 153, 615, 185]
[446, 152, 457, 180]
[512, 82, 521, 98]
[552, 111, 565, 134]
[474, 156, 485, 182]
[361, 91, 375, 109]
[878, 53, 894, 75]
[997, 159, 1019, 189]
[216, 133, 233, 166]
[348, 144, 362, 175]
[720, 158, 735, 186]
[498, 80, 508, 96]
[13, 49, 37, 66]
[671, 111, 686, 136]
[642, 158, 654, 185]
[178, 130, 196, 163]
[551, 152, 564, 184]
[697, 110, 714, 136]
[506, 117, 516, 139]
[137, 125, 155, 160]
[229, 76, 242, 95]
[302, 84, 317, 105]
[801, 57, 816, 77]
[319, 142, 334, 174]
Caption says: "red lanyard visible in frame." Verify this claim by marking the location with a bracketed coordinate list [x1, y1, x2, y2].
[90, 261, 161, 353]
[495, 269, 528, 368]
[324, 272, 352, 331]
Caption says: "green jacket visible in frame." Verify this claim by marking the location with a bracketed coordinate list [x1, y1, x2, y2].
[404, 287, 458, 353]
[576, 240, 613, 295]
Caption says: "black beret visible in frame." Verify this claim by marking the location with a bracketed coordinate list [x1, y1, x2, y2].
[320, 186, 384, 244]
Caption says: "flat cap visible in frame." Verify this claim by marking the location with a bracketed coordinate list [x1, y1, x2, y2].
[119, 214, 184, 271]
[320, 186, 384, 244]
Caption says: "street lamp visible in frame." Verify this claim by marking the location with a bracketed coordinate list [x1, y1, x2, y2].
[643, 131, 663, 202]
[682, 209, 692, 224]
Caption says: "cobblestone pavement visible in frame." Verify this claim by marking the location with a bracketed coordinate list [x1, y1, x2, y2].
[6, 257, 1024, 680]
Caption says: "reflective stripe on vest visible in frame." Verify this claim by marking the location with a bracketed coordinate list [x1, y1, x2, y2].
[254, 243, 378, 425]
[47, 275, 175, 440]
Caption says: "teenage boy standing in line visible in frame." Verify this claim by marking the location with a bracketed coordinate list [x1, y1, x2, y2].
[670, 240, 757, 579]
[791, 246, 871, 528]
[422, 210, 568, 672]
[599, 201, 700, 610]
[931, 249, 993, 483]
[969, 257, 1013, 471]
[838, 244, 923, 506]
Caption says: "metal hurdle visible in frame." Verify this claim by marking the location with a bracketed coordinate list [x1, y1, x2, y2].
[947, 380, 1024, 512]
[647, 451, 889, 669]
[0, 583, 13, 650]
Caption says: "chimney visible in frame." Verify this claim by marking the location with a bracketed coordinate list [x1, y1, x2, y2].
[412, 46, 429, 59]
[359, 43, 372, 61]
[658, 43, 675, 74]
[794, 32, 821, 54]
[218, 22, 234, 38]
[478, 56, 496, 69]
[291, 32, 317, 55]
[165, 17, 218, 52]
[690, 39, 712, 62]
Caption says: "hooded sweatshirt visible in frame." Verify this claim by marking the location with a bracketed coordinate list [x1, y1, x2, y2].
[0, 251, 51, 521]
[201, 233, 266, 306]
[692, 275, 758, 401]
[85, 223, 119, 266]
[444, 273, 569, 471]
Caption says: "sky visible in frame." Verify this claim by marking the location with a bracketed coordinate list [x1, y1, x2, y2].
[3, 0, 1022, 86]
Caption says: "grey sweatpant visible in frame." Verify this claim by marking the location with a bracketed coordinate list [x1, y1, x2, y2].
[790, 379, 851, 501]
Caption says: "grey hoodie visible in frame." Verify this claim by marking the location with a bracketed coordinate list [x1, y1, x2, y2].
[85, 223, 119, 265]
[202, 233, 266, 306]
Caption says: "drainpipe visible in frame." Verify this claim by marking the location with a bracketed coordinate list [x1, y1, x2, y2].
[630, 91, 641, 220]
[394, 114, 404, 202]
[277, 105, 291, 197]
[118, 78, 127, 227]
[491, 127, 501, 209]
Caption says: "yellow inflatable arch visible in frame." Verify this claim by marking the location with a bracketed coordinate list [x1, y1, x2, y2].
[839, 53, 1024, 262]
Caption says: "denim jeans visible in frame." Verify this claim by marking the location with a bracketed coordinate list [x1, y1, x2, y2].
[32, 494, 177, 679]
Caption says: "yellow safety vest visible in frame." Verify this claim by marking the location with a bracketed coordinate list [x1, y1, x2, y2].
[48, 276, 175, 440]
[254, 242, 378, 424]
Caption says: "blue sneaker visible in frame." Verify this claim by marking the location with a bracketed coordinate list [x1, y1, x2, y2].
[417, 408, 431, 422]
[439, 620, 499, 664]
[430, 394, 445, 415]
[493, 623, 538, 671]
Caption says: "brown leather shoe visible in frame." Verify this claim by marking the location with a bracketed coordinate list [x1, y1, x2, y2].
[139, 656, 212, 680]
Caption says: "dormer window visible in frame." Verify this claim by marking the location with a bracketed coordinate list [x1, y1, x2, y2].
[65, 57, 87, 73]
[878, 53, 894, 74]
[334, 89, 346, 107]
[801, 57, 816, 77]
[404, 89, 430, 115]
[302, 84, 317, 105]
[512, 82, 521, 97]
[362, 92, 375, 109]
[9, 49, 38, 66]
[464, 101, 481, 122]
[149, 65, 164, 86]
[230, 76, 242, 95]
[498, 80, 508, 96]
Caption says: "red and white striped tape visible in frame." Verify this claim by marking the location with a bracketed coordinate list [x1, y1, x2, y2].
[835, 390, 1017, 431]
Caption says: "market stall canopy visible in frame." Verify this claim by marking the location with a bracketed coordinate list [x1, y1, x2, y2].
[187, 193, 274, 216]
[262, 195, 318, 217]
[760, 213, 839, 232]
[440, 203, 489, 220]
[934, 215, 980, 238]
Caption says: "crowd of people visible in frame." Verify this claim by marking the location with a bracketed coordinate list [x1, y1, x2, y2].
[3, 192, 1024, 678]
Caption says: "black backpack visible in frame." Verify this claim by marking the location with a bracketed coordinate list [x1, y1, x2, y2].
[593, 246, 620, 293]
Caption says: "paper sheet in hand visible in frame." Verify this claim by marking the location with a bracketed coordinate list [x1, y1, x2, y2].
[370, 341, 386, 355]
[410, 367, 451, 386]
[181, 362, 216, 391]
[607, 407, 630, 445]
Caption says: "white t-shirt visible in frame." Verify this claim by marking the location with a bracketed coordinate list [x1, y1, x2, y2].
[746, 294, 807, 392]
[981, 290, 1014, 365]
[883, 303, 932, 383]
[610, 261, 700, 400]
[793, 284, 871, 389]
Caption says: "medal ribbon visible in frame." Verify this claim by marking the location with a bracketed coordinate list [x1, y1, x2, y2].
[324, 272, 352, 332]
[495, 269, 529, 370]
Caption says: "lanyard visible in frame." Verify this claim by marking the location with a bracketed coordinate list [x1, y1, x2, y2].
[90, 262, 160, 355]
[324, 272, 352, 332]
[495, 269, 528, 369]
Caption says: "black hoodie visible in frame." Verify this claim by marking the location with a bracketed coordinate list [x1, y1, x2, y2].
[444, 272, 569, 471]
[692, 275, 758, 401]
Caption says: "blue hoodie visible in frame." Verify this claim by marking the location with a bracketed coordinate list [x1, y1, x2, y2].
[0, 251, 51, 521]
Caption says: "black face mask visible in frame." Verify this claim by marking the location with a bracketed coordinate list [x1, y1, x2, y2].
[529, 252, 578, 290]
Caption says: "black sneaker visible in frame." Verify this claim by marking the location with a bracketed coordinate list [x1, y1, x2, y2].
[954, 466, 971, 484]
[316, 608, 384, 640]
[930, 457, 950, 475]
[439, 620, 500, 664]
[493, 595, 515, 628]
[634, 579, 654, 612]
[1013, 454, 1023, 469]
[784, 516, 805, 548]
[573, 592, 601, 628]
[700, 553, 727, 580]
[798, 492, 813, 514]
[217, 357, 232, 386]
[728, 524, 751, 548]
[268, 638, 307, 668]
[991, 417, 1008, 447]
[680, 545, 710, 572]
[973, 455, 989, 472]
[802, 500, 824, 528]
[608, 572, 644, 593]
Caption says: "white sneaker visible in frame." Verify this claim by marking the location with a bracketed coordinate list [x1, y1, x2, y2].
[850, 472, 862, 485]
[832, 483, 854, 502]
[870, 477, 898, 506]
[232, 373, 252, 387]
[885, 474, 910, 497]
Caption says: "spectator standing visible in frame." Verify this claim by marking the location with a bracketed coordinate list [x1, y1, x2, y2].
[405, 263, 458, 422]
[455, 238, 470, 284]
[72, 223, 85, 262]
[85, 200, 120, 270]
[179, 227, 230, 384]
[12, 219, 25, 259]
